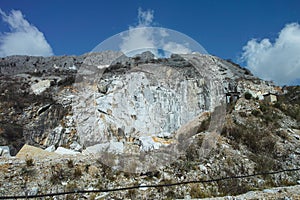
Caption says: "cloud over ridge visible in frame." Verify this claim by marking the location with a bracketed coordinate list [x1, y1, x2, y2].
[0, 9, 53, 57]
[119, 8, 156, 54]
[120, 8, 192, 57]
[241, 23, 300, 85]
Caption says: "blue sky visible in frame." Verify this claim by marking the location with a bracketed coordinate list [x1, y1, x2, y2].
[0, 0, 299, 85]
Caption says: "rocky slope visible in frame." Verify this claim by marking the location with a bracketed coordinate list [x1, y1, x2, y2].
[0, 51, 299, 199]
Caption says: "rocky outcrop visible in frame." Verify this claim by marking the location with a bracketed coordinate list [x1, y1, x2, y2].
[76, 63, 210, 145]
[16, 144, 58, 159]
[0, 146, 10, 157]
[0, 51, 276, 156]
[0, 51, 299, 198]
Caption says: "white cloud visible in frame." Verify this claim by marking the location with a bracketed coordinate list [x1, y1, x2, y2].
[119, 8, 193, 57]
[163, 42, 192, 54]
[0, 9, 53, 57]
[120, 8, 156, 55]
[137, 7, 154, 27]
[241, 23, 300, 85]
[119, 25, 156, 55]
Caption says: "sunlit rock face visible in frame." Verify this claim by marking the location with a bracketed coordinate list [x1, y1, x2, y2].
[1, 50, 268, 172]
[74, 62, 210, 147]
[69, 52, 227, 172]
[1, 51, 256, 160]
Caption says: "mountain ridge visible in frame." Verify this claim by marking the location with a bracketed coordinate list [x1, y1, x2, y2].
[0, 51, 299, 199]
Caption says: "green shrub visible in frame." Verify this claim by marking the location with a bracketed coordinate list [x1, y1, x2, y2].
[67, 159, 74, 168]
[65, 194, 77, 200]
[244, 92, 252, 100]
[126, 189, 137, 199]
[74, 166, 82, 178]
[65, 183, 79, 200]
[259, 103, 268, 112]
[26, 157, 34, 167]
[218, 179, 252, 196]
[197, 116, 211, 133]
[222, 124, 276, 155]
[190, 184, 210, 198]
[165, 190, 176, 199]
[50, 165, 64, 184]
[250, 154, 279, 173]
[239, 112, 247, 117]
[273, 102, 281, 109]
[66, 182, 78, 192]
[251, 109, 260, 117]
[89, 194, 96, 200]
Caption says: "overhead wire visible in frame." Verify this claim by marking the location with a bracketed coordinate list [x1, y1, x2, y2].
[0, 167, 299, 199]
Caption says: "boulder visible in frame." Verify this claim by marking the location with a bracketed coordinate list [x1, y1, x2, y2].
[45, 145, 56, 152]
[28, 187, 39, 196]
[70, 141, 83, 152]
[175, 111, 211, 141]
[139, 136, 162, 151]
[83, 142, 124, 154]
[31, 80, 52, 95]
[16, 144, 58, 159]
[54, 147, 80, 155]
[0, 146, 10, 157]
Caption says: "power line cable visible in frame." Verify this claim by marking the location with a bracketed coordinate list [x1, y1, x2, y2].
[0, 167, 299, 199]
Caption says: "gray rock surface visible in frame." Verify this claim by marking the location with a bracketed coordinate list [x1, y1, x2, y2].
[0, 146, 10, 157]
[0, 51, 279, 156]
[75, 63, 210, 146]
[54, 147, 79, 155]
[0, 51, 299, 198]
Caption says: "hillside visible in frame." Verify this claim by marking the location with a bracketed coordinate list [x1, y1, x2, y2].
[0, 52, 299, 199]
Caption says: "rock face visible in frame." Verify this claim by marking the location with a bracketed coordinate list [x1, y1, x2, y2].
[76, 63, 209, 146]
[0, 51, 300, 198]
[0, 51, 278, 154]
[0, 146, 10, 157]
[0, 51, 274, 157]
[69, 52, 229, 171]
[16, 144, 58, 159]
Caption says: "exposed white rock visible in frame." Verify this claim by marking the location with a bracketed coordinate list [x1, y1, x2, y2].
[255, 91, 264, 100]
[70, 141, 82, 152]
[28, 187, 39, 195]
[83, 142, 124, 154]
[61, 181, 68, 186]
[42, 126, 64, 147]
[16, 144, 57, 159]
[69, 65, 77, 70]
[97, 64, 109, 69]
[37, 104, 51, 114]
[67, 53, 230, 173]
[139, 183, 148, 191]
[95, 192, 109, 199]
[2, 149, 10, 157]
[237, 79, 279, 98]
[75, 64, 210, 148]
[0, 146, 10, 157]
[31, 80, 52, 95]
[293, 134, 300, 140]
[53, 64, 59, 69]
[157, 132, 173, 138]
[263, 189, 278, 193]
[139, 136, 162, 151]
[45, 145, 56, 152]
[54, 147, 79, 155]
[1, 52, 300, 199]
[199, 164, 208, 174]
